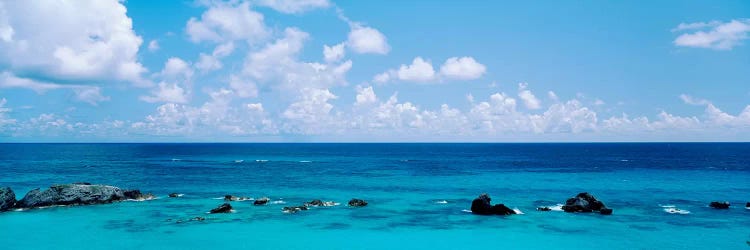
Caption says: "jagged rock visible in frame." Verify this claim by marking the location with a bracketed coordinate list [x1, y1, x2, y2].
[210, 203, 233, 213]
[0, 187, 16, 211]
[561, 192, 612, 215]
[254, 197, 270, 205]
[168, 193, 181, 198]
[537, 206, 552, 211]
[709, 201, 730, 209]
[348, 198, 368, 207]
[470, 193, 516, 215]
[304, 199, 337, 207]
[123, 190, 155, 201]
[282, 205, 308, 214]
[745, 202, 749, 208]
[17, 184, 136, 208]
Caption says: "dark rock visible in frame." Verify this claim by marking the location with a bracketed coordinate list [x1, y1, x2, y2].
[72, 182, 91, 185]
[254, 197, 270, 205]
[470, 193, 516, 215]
[123, 189, 156, 201]
[746, 202, 749, 208]
[304, 199, 337, 207]
[282, 205, 309, 214]
[191, 217, 205, 221]
[561, 192, 612, 215]
[709, 201, 730, 209]
[17, 184, 134, 208]
[537, 206, 552, 211]
[348, 198, 368, 207]
[0, 187, 16, 211]
[168, 193, 180, 198]
[210, 203, 233, 213]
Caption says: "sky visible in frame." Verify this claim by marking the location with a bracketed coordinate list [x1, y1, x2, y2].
[0, 0, 749, 142]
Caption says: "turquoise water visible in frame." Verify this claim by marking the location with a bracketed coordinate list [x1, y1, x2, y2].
[0, 143, 749, 249]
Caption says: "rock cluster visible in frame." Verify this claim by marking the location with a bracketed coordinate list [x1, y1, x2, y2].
[348, 199, 368, 207]
[709, 201, 730, 209]
[470, 193, 516, 215]
[561, 192, 612, 215]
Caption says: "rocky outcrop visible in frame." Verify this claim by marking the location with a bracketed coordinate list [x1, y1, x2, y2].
[210, 203, 233, 213]
[15, 183, 152, 209]
[282, 205, 308, 214]
[254, 197, 270, 205]
[561, 192, 612, 215]
[537, 206, 552, 211]
[470, 193, 516, 215]
[168, 193, 181, 198]
[746, 202, 749, 208]
[304, 199, 337, 207]
[0, 187, 16, 211]
[224, 195, 252, 202]
[123, 190, 156, 201]
[709, 201, 730, 209]
[348, 198, 368, 207]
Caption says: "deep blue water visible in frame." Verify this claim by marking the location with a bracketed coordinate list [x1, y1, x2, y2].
[0, 143, 749, 249]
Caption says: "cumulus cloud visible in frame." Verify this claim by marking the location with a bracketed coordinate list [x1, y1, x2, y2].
[73, 87, 110, 106]
[196, 42, 235, 72]
[355, 86, 377, 105]
[347, 24, 390, 54]
[256, 0, 330, 14]
[439, 57, 486, 80]
[375, 56, 487, 83]
[518, 83, 541, 110]
[282, 88, 340, 134]
[0, 71, 110, 106]
[323, 43, 346, 63]
[141, 58, 193, 104]
[187, 1, 268, 43]
[673, 19, 750, 50]
[148, 40, 160, 52]
[0, 98, 17, 128]
[229, 75, 258, 98]
[0, 0, 148, 86]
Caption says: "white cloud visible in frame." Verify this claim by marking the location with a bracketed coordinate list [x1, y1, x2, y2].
[347, 24, 390, 54]
[548, 91, 559, 102]
[256, 0, 330, 14]
[161, 57, 194, 80]
[517, 83, 541, 110]
[0, 0, 147, 86]
[229, 75, 258, 98]
[0, 98, 17, 128]
[282, 88, 340, 134]
[141, 57, 193, 104]
[148, 40, 160, 52]
[73, 87, 110, 106]
[679, 94, 710, 106]
[372, 72, 391, 83]
[439, 57, 486, 80]
[396, 57, 436, 82]
[196, 42, 235, 72]
[673, 19, 750, 50]
[355, 86, 377, 105]
[0, 71, 110, 105]
[140, 82, 189, 104]
[323, 42, 346, 63]
[187, 1, 268, 43]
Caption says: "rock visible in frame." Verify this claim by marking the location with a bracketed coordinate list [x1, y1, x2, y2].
[123, 190, 156, 201]
[746, 202, 749, 208]
[17, 184, 139, 208]
[304, 199, 337, 207]
[168, 193, 181, 198]
[470, 193, 516, 215]
[191, 217, 205, 221]
[254, 197, 270, 205]
[224, 195, 252, 201]
[210, 203, 233, 213]
[348, 198, 368, 207]
[0, 187, 16, 211]
[537, 206, 552, 211]
[709, 201, 730, 209]
[282, 205, 308, 214]
[561, 192, 612, 215]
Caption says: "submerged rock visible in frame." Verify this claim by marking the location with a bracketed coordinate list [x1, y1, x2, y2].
[0, 187, 16, 211]
[709, 201, 730, 209]
[210, 203, 233, 213]
[348, 199, 368, 207]
[16, 183, 148, 208]
[224, 195, 252, 202]
[561, 192, 612, 215]
[254, 197, 270, 205]
[168, 193, 181, 198]
[537, 206, 552, 211]
[282, 205, 309, 214]
[470, 193, 516, 215]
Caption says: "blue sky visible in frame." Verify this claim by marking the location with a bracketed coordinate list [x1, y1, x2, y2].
[0, 0, 749, 142]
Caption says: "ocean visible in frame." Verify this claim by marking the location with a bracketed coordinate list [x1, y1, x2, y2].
[0, 143, 748, 249]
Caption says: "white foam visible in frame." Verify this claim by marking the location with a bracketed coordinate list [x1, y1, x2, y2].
[548, 204, 564, 211]
[512, 208, 524, 215]
[435, 200, 448, 204]
[299, 160, 312, 163]
[664, 207, 690, 214]
[255, 159, 269, 162]
[270, 200, 286, 204]
[461, 209, 472, 213]
[659, 204, 676, 208]
[234, 160, 244, 163]
[171, 158, 181, 162]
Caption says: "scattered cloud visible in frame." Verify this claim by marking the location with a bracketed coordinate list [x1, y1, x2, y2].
[346, 24, 390, 54]
[148, 40, 160, 52]
[256, 0, 330, 14]
[375, 56, 487, 83]
[186, 1, 268, 43]
[517, 83, 541, 110]
[673, 19, 750, 50]
[439, 57, 486, 80]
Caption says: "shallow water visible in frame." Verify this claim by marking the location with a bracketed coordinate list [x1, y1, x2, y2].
[1, 143, 749, 249]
